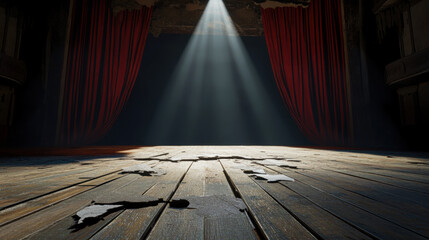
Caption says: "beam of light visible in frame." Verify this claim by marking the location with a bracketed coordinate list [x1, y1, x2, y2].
[146, 0, 295, 144]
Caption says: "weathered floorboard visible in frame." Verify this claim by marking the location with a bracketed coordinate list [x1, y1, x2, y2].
[246, 164, 373, 239]
[262, 166, 428, 239]
[0, 159, 139, 210]
[221, 159, 316, 240]
[0, 174, 140, 240]
[0, 173, 122, 227]
[146, 161, 257, 240]
[265, 165, 429, 238]
[0, 146, 428, 240]
[89, 161, 193, 240]
[26, 161, 191, 240]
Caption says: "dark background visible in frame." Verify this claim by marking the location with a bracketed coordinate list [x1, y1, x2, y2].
[101, 34, 309, 146]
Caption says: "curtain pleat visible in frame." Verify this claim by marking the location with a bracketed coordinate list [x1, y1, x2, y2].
[261, 0, 349, 145]
[60, 0, 152, 145]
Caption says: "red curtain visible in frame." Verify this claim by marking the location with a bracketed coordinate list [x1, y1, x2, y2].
[261, 0, 349, 145]
[59, 0, 152, 145]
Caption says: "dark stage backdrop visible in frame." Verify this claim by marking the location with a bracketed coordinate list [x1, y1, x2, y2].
[101, 34, 308, 146]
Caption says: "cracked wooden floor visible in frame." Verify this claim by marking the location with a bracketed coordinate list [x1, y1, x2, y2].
[1, 146, 429, 239]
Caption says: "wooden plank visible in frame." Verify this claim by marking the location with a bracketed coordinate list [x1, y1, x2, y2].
[289, 155, 429, 184]
[88, 161, 193, 240]
[247, 146, 429, 170]
[352, 168, 429, 185]
[257, 166, 427, 239]
[221, 159, 316, 240]
[319, 155, 429, 175]
[278, 155, 429, 193]
[0, 174, 141, 240]
[25, 161, 192, 240]
[0, 155, 110, 168]
[0, 170, 119, 209]
[0, 157, 122, 183]
[255, 150, 429, 195]
[0, 160, 139, 209]
[0, 167, 102, 193]
[267, 166, 429, 238]
[247, 165, 372, 239]
[332, 168, 429, 193]
[289, 156, 429, 177]
[0, 173, 121, 227]
[0, 166, 94, 184]
[131, 146, 189, 160]
[0, 161, 87, 182]
[146, 161, 257, 240]
[0, 158, 137, 186]
[292, 168, 429, 216]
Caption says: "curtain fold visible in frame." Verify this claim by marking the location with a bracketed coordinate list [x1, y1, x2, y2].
[261, 0, 349, 145]
[60, 0, 152, 145]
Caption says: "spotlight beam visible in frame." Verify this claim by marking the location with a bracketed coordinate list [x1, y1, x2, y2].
[146, 0, 294, 144]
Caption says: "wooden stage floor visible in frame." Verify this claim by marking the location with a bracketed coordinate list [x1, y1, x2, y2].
[0, 146, 428, 239]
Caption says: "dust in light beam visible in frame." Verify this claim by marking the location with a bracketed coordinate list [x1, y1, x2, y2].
[146, 0, 291, 144]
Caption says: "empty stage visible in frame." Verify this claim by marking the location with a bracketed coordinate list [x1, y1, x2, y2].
[0, 146, 428, 239]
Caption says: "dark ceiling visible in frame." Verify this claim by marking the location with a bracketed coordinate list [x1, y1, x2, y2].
[111, 0, 311, 36]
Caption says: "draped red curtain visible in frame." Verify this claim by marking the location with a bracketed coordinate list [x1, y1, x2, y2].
[261, 0, 349, 145]
[59, 0, 152, 145]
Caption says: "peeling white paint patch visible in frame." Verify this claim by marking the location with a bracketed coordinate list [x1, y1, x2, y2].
[253, 174, 295, 183]
[230, 163, 265, 174]
[254, 159, 297, 168]
[121, 164, 166, 176]
[134, 155, 286, 162]
[170, 157, 182, 162]
[75, 204, 123, 224]
[241, 167, 266, 174]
